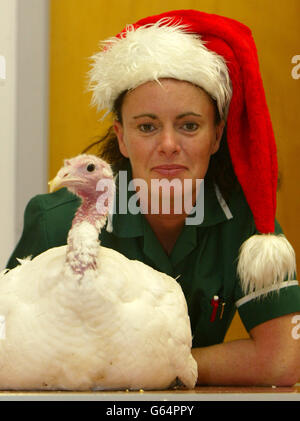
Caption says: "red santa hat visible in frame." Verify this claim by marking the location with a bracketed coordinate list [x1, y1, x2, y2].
[88, 9, 296, 294]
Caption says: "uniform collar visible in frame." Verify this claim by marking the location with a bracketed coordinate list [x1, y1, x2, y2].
[110, 162, 144, 238]
[197, 181, 233, 227]
[110, 163, 234, 271]
[111, 162, 233, 237]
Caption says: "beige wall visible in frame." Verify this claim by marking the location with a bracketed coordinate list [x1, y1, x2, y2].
[49, 0, 300, 342]
[0, 0, 17, 269]
[0, 0, 48, 269]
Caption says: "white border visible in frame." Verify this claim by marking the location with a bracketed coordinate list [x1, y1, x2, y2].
[214, 184, 233, 220]
[235, 280, 299, 308]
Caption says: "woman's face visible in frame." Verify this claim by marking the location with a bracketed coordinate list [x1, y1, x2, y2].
[114, 79, 224, 211]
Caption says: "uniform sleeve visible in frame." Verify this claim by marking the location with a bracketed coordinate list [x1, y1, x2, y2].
[6, 196, 52, 269]
[234, 220, 300, 332]
[6, 189, 80, 270]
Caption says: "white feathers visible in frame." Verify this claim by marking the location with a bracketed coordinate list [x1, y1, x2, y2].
[0, 245, 197, 390]
[237, 234, 297, 295]
[0, 154, 197, 391]
[88, 19, 232, 119]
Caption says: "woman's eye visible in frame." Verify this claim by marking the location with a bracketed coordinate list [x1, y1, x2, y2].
[138, 123, 156, 133]
[182, 122, 199, 132]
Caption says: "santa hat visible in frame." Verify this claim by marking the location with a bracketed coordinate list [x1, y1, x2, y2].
[88, 9, 296, 294]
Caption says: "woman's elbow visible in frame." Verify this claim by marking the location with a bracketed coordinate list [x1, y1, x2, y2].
[272, 370, 299, 387]
[265, 359, 300, 387]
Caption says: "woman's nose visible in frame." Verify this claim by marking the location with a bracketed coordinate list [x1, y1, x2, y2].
[157, 128, 181, 157]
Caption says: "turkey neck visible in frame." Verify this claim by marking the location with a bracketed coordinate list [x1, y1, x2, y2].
[64, 196, 105, 277]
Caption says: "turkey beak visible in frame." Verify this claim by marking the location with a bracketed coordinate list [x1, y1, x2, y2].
[48, 175, 65, 193]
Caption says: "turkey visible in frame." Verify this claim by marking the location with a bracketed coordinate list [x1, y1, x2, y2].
[0, 154, 197, 390]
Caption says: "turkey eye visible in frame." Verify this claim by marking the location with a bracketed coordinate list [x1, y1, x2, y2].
[86, 163, 95, 172]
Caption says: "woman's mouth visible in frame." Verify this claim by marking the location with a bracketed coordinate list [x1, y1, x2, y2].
[151, 165, 187, 177]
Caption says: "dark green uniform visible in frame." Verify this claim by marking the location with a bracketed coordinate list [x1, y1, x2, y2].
[7, 169, 300, 348]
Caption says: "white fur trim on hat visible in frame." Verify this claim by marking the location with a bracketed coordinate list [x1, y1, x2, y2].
[88, 19, 232, 119]
[237, 234, 297, 295]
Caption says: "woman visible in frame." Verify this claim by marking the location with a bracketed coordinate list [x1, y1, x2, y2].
[7, 10, 300, 385]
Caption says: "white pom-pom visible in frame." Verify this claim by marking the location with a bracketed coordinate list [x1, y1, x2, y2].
[237, 234, 297, 295]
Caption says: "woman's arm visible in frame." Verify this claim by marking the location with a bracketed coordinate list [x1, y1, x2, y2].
[192, 312, 300, 386]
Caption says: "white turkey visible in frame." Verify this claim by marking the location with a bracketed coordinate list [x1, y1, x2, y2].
[0, 154, 197, 390]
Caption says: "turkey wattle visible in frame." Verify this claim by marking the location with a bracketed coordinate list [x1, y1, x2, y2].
[0, 154, 197, 390]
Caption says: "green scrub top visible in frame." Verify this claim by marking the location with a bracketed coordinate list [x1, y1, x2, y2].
[6, 169, 300, 348]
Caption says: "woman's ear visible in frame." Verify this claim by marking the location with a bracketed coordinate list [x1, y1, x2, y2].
[212, 120, 225, 155]
[113, 120, 129, 158]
